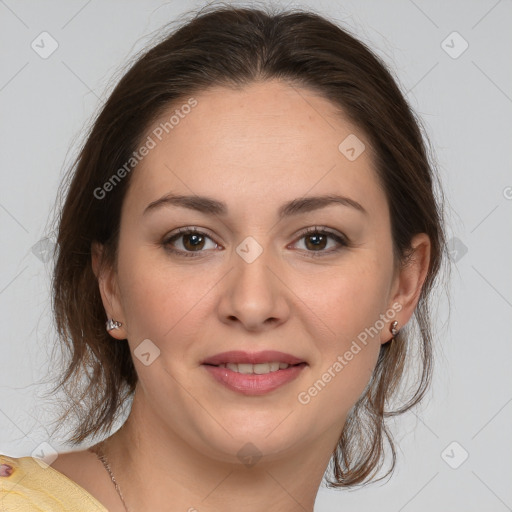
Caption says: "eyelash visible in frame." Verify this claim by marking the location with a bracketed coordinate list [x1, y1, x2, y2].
[162, 226, 349, 259]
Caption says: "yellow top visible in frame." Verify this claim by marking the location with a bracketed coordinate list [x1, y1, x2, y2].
[0, 453, 108, 512]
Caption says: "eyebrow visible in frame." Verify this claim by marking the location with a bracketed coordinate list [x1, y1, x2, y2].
[143, 193, 367, 219]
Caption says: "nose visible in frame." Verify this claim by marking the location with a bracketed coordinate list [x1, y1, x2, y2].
[216, 240, 291, 332]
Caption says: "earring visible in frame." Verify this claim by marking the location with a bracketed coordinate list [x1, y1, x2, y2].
[106, 318, 122, 332]
[390, 320, 399, 337]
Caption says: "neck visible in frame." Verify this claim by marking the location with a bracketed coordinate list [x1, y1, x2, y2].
[101, 387, 342, 512]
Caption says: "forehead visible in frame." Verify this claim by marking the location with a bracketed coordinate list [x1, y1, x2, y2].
[123, 80, 386, 220]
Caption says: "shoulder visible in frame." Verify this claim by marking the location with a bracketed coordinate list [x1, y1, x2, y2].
[0, 452, 108, 512]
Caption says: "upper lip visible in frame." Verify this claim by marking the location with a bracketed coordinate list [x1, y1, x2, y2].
[201, 350, 306, 366]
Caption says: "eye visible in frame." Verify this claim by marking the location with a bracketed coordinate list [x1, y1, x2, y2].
[162, 225, 349, 258]
[162, 227, 220, 257]
[290, 226, 349, 257]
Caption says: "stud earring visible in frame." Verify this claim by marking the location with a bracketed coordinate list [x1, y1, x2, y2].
[106, 318, 122, 332]
[390, 320, 399, 337]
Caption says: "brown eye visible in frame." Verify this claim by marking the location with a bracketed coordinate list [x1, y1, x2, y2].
[181, 232, 206, 251]
[292, 227, 348, 257]
[163, 228, 219, 257]
[162, 226, 347, 259]
[304, 232, 329, 251]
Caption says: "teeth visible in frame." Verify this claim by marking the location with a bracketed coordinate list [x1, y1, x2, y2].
[217, 362, 291, 374]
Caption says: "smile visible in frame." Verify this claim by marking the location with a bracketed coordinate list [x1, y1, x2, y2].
[202, 362, 307, 395]
[213, 362, 294, 374]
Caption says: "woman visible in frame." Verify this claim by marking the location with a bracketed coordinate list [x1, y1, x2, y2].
[1, 4, 446, 511]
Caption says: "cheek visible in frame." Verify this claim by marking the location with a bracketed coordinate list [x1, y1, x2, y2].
[293, 260, 388, 409]
[116, 248, 209, 343]
[296, 282, 382, 426]
[299, 259, 390, 342]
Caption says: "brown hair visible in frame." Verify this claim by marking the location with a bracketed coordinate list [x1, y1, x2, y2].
[44, 3, 448, 488]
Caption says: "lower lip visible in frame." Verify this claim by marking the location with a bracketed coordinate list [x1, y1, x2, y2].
[202, 363, 307, 395]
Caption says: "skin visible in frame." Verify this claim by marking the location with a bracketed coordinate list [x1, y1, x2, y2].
[52, 79, 430, 512]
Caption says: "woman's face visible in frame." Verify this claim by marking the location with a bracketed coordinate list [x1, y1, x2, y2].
[96, 80, 425, 464]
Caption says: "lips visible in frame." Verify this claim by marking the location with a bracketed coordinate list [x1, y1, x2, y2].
[203, 361, 307, 396]
[201, 350, 306, 366]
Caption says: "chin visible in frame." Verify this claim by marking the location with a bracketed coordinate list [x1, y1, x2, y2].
[191, 415, 309, 465]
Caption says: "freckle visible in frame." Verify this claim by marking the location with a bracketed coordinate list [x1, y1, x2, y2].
[0, 463, 13, 477]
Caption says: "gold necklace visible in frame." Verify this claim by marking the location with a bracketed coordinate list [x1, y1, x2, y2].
[88, 442, 130, 512]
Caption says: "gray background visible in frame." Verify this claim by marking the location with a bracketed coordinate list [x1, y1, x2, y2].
[1, 0, 511, 510]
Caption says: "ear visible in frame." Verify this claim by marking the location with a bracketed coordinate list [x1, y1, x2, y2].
[381, 233, 431, 344]
[91, 241, 127, 340]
